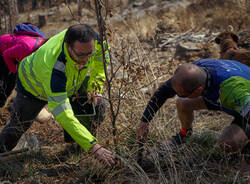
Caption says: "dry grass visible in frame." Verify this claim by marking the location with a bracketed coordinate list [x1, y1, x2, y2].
[0, 0, 249, 183]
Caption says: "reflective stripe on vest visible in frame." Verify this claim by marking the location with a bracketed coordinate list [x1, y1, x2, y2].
[21, 54, 47, 100]
[48, 94, 67, 103]
[54, 60, 65, 73]
[51, 101, 72, 117]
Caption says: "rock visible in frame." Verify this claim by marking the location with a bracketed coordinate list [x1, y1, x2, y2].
[140, 87, 150, 93]
[238, 29, 250, 49]
[177, 41, 202, 51]
[174, 42, 202, 59]
[14, 133, 39, 150]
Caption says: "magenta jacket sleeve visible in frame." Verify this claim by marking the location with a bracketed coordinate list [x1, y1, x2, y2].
[2, 43, 32, 73]
[2, 36, 45, 73]
[0, 34, 15, 54]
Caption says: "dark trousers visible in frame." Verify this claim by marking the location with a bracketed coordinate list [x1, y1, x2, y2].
[0, 92, 46, 152]
[0, 82, 106, 152]
[204, 98, 250, 138]
[0, 55, 16, 107]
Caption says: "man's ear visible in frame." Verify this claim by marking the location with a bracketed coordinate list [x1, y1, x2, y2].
[188, 85, 204, 98]
[197, 85, 205, 94]
[65, 42, 70, 50]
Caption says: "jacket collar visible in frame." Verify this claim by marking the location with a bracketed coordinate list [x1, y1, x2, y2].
[201, 67, 213, 96]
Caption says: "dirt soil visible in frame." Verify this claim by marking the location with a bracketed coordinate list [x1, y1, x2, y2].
[0, 0, 249, 183]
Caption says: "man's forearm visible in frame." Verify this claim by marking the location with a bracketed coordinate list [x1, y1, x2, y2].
[141, 79, 176, 123]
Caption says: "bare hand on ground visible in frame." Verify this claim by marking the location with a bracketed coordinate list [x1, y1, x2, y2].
[137, 122, 149, 143]
[90, 143, 115, 167]
[88, 91, 102, 106]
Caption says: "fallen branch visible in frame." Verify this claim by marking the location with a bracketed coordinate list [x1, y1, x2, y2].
[0, 148, 29, 157]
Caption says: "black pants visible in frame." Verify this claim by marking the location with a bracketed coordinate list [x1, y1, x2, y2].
[204, 98, 250, 138]
[0, 80, 106, 152]
[0, 92, 47, 152]
[0, 55, 16, 107]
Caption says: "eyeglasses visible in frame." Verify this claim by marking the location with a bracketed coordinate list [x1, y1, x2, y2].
[71, 46, 93, 58]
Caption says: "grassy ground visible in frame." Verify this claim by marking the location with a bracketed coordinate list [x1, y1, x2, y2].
[0, 0, 250, 183]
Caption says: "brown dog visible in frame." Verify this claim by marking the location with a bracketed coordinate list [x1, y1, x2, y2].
[215, 26, 250, 67]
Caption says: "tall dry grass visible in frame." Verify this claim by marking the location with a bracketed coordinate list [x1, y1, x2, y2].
[0, 0, 249, 183]
[88, 1, 250, 183]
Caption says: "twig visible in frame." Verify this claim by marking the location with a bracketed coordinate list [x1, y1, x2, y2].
[67, 2, 81, 23]
[94, 0, 120, 149]
[0, 148, 29, 157]
[137, 141, 144, 166]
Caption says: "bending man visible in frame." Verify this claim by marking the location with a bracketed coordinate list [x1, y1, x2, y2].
[138, 59, 250, 155]
[0, 24, 115, 166]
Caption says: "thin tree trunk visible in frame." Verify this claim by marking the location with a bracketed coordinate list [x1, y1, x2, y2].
[8, 0, 18, 33]
[32, 0, 38, 10]
[78, 0, 84, 17]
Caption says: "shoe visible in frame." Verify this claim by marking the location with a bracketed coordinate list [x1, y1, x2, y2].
[167, 128, 193, 146]
[167, 132, 185, 146]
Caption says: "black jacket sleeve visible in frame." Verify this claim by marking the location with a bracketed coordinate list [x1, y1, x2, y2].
[141, 78, 176, 123]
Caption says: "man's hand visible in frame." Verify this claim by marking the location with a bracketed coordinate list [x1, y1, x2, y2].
[137, 122, 149, 143]
[88, 91, 102, 106]
[90, 143, 115, 167]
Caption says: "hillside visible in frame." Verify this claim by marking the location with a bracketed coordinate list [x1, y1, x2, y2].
[0, 0, 250, 183]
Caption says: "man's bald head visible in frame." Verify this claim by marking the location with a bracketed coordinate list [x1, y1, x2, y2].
[172, 63, 207, 93]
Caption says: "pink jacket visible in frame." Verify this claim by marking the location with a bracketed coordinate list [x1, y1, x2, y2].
[0, 34, 46, 73]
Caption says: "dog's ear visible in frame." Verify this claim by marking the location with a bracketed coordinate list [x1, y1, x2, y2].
[231, 33, 239, 43]
[215, 37, 221, 44]
[227, 25, 234, 32]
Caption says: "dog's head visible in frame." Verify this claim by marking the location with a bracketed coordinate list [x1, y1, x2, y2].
[215, 32, 239, 45]
[215, 25, 239, 45]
